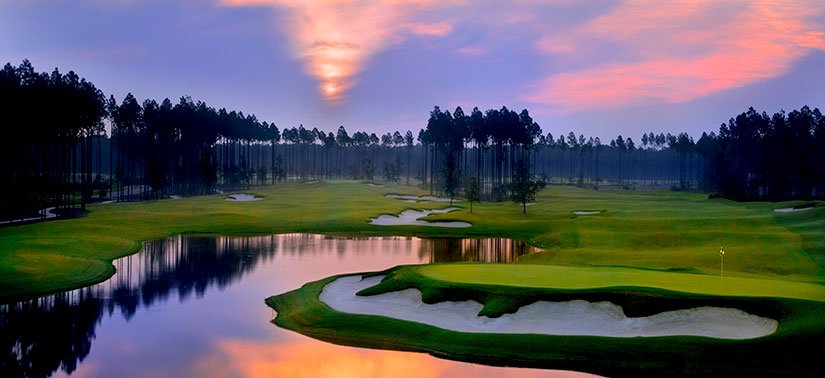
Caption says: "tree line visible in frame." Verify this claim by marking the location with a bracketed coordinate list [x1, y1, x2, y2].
[2, 60, 823, 223]
[698, 106, 825, 200]
[417, 103, 823, 203]
[1, 60, 106, 222]
[418, 105, 715, 204]
[0, 60, 422, 223]
[419, 105, 542, 202]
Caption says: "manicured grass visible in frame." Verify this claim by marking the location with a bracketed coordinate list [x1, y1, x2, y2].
[412, 264, 825, 302]
[3, 180, 825, 374]
[2, 182, 824, 301]
[268, 270, 825, 377]
[0, 181, 441, 301]
[261, 183, 822, 376]
[0, 181, 825, 301]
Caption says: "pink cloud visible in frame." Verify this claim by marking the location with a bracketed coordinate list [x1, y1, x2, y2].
[219, 0, 275, 5]
[534, 36, 574, 55]
[526, 0, 825, 112]
[457, 45, 489, 57]
[220, 0, 457, 102]
[404, 22, 453, 37]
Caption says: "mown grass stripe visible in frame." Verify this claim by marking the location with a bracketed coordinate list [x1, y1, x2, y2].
[416, 264, 825, 302]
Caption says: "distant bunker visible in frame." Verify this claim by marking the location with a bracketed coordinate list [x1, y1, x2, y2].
[370, 208, 471, 228]
[573, 210, 603, 215]
[225, 194, 263, 202]
[774, 206, 814, 213]
[385, 194, 455, 203]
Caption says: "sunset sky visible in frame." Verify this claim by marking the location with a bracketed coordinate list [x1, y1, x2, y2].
[2, 0, 824, 140]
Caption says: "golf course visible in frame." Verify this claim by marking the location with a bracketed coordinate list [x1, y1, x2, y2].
[6, 1, 825, 375]
[2, 181, 824, 376]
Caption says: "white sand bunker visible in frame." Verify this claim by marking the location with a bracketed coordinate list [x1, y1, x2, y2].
[320, 275, 778, 340]
[370, 208, 471, 228]
[573, 210, 602, 215]
[42, 207, 57, 219]
[0, 207, 58, 225]
[170, 195, 182, 200]
[366, 183, 385, 187]
[225, 194, 262, 202]
[774, 207, 814, 213]
[386, 194, 454, 203]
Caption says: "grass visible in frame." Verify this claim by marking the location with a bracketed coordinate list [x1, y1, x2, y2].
[0, 181, 431, 301]
[2, 181, 824, 301]
[268, 271, 825, 377]
[4, 180, 825, 374]
[413, 264, 825, 302]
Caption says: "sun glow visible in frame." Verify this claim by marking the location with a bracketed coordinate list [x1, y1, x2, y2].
[219, 0, 453, 103]
[324, 83, 338, 97]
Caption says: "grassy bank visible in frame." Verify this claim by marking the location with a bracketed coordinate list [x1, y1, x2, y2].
[0, 181, 425, 301]
[2, 181, 824, 302]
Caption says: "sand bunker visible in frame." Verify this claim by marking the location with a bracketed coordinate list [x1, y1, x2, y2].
[774, 207, 814, 213]
[370, 208, 471, 228]
[320, 275, 777, 340]
[225, 194, 262, 202]
[170, 195, 182, 200]
[573, 210, 602, 215]
[0, 207, 58, 225]
[366, 183, 385, 187]
[386, 194, 454, 203]
[41, 207, 57, 219]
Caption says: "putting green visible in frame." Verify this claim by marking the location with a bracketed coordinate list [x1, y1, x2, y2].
[415, 264, 825, 302]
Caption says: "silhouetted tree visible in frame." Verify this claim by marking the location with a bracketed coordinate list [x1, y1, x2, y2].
[463, 174, 480, 213]
[510, 157, 542, 214]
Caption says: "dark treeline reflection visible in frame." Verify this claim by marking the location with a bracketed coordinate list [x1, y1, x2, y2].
[0, 234, 535, 378]
[425, 238, 540, 263]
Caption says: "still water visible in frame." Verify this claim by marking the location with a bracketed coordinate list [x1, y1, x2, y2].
[2, 234, 594, 378]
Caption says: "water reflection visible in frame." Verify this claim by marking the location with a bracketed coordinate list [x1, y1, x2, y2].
[1, 292, 101, 377]
[426, 238, 541, 263]
[1, 234, 549, 378]
[212, 338, 595, 378]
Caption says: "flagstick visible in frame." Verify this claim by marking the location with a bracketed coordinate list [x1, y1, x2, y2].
[719, 245, 725, 284]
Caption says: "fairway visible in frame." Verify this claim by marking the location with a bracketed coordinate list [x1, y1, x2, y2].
[2, 182, 824, 301]
[3, 181, 825, 376]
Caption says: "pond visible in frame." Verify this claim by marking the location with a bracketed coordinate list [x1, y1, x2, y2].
[1, 234, 595, 378]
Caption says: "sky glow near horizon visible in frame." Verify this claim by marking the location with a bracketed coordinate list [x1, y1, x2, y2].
[2, 0, 824, 140]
